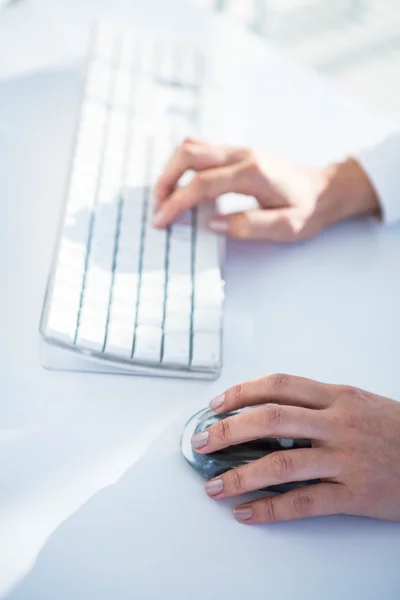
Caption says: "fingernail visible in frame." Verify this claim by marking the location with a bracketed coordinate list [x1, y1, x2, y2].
[205, 478, 223, 496]
[234, 506, 253, 522]
[152, 209, 166, 227]
[191, 430, 209, 449]
[209, 219, 228, 234]
[210, 394, 225, 411]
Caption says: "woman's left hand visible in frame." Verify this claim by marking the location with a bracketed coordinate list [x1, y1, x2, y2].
[191, 374, 400, 524]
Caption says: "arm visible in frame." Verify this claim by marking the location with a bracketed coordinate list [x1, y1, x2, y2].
[153, 138, 388, 240]
[191, 374, 400, 524]
[355, 133, 400, 224]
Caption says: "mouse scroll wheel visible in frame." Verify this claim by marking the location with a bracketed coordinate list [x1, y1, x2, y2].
[278, 438, 295, 449]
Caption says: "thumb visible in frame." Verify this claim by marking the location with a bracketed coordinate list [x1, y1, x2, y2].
[208, 208, 307, 242]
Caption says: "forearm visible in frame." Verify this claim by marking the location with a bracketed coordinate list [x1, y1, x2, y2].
[354, 133, 400, 224]
[319, 158, 381, 227]
[318, 132, 400, 228]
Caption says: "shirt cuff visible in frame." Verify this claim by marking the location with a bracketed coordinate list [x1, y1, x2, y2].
[354, 133, 400, 225]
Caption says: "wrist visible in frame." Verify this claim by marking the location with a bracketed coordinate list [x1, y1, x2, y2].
[319, 158, 381, 227]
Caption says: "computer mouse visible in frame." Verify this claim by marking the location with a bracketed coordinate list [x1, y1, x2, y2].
[181, 408, 319, 494]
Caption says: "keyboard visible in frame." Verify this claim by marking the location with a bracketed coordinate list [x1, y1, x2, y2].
[39, 22, 225, 380]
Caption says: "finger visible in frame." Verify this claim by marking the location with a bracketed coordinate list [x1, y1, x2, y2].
[210, 374, 334, 414]
[204, 448, 339, 499]
[191, 404, 330, 454]
[208, 209, 309, 241]
[153, 163, 244, 228]
[233, 482, 349, 524]
[155, 140, 242, 204]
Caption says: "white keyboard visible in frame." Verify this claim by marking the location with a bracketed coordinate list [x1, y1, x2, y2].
[39, 22, 225, 380]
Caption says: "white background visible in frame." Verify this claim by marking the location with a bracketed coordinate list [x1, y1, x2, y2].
[0, 1, 399, 598]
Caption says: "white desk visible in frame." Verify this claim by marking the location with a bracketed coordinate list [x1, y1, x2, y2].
[0, 1, 399, 598]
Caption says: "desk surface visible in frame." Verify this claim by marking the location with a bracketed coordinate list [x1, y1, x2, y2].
[0, 1, 399, 598]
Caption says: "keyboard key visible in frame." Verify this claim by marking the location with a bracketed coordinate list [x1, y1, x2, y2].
[139, 283, 165, 304]
[105, 319, 134, 358]
[57, 240, 86, 270]
[191, 333, 221, 369]
[138, 40, 154, 77]
[115, 247, 141, 270]
[109, 297, 138, 321]
[89, 247, 115, 272]
[118, 219, 143, 245]
[165, 293, 192, 314]
[155, 43, 176, 83]
[162, 332, 190, 365]
[134, 325, 162, 362]
[193, 307, 222, 333]
[195, 235, 221, 274]
[121, 188, 146, 220]
[170, 221, 193, 244]
[125, 134, 149, 187]
[86, 59, 113, 101]
[76, 323, 105, 352]
[119, 32, 136, 70]
[92, 22, 118, 63]
[111, 286, 138, 307]
[51, 283, 82, 307]
[113, 271, 139, 291]
[81, 100, 108, 126]
[180, 48, 202, 88]
[85, 267, 113, 290]
[114, 69, 132, 108]
[53, 264, 84, 290]
[167, 273, 192, 296]
[134, 77, 151, 110]
[151, 136, 175, 183]
[140, 270, 166, 288]
[169, 245, 191, 275]
[46, 303, 79, 343]
[143, 228, 167, 252]
[136, 301, 164, 327]
[141, 250, 166, 274]
[79, 301, 109, 323]
[194, 269, 224, 307]
[164, 310, 191, 332]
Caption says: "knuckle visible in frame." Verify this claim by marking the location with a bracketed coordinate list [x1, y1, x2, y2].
[242, 157, 262, 177]
[241, 147, 257, 161]
[325, 410, 340, 430]
[336, 385, 363, 404]
[347, 387, 368, 403]
[342, 411, 362, 431]
[261, 497, 279, 522]
[229, 214, 251, 239]
[193, 172, 209, 194]
[266, 373, 290, 394]
[232, 383, 244, 405]
[227, 468, 245, 493]
[344, 446, 359, 466]
[232, 146, 256, 162]
[262, 404, 284, 427]
[334, 387, 370, 431]
[214, 418, 231, 444]
[327, 407, 365, 435]
[179, 139, 194, 158]
[282, 216, 304, 241]
[270, 452, 294, 479]
[292, 489, 315, 517]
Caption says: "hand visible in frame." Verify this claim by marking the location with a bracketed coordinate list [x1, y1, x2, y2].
[190, 374, 400, 524]
[154, 138, 380, 241]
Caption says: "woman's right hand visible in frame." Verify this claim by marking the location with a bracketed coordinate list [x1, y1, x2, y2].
[153, 137, 380, 241]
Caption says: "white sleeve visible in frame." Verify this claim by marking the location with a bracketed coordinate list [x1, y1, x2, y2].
[355, 134, 400, 224]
